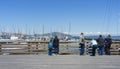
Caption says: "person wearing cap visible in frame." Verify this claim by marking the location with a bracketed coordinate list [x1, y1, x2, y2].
[105, 34, 112, 55]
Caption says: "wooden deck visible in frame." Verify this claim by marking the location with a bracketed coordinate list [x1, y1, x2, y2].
[0, 55, 120, 69]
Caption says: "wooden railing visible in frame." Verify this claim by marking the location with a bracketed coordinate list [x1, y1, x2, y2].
[0, 40, 120, 55]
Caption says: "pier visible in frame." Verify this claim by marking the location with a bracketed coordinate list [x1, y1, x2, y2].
[0, 40, 120, 55]
[0, 55, 120, 69]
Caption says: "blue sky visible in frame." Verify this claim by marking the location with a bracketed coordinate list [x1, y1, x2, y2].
[0, 0, 120, 35]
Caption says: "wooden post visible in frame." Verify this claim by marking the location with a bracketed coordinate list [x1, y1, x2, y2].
[28, 43, 31, 54]
[85, 42, 89, 55]
[36, 44, 38, 51]
[0, 44, 1, 52]
[44, 40, 45, 49]
[119, 48, 120, 55]
[35, 44, 39, 55]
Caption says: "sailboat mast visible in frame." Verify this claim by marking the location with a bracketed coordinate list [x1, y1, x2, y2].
[69, 22, 71, 35]
[42, 25, 44, 40]
[25, 24, 28, 35]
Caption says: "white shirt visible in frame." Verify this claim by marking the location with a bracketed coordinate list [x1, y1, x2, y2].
[89, 39, 97, 46]
[79, 35, 84, 44]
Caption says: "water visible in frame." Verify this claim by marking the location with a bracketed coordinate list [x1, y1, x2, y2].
[85, 36, 120, 40]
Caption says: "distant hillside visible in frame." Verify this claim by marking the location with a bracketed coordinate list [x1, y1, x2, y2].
[41, 32, 73, 39]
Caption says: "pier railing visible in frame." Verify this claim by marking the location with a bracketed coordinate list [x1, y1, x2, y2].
[0, 40, 120, 55]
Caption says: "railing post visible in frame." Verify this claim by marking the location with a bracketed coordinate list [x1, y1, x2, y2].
[28, 43, 31, 54]
[85, 42, 89, 55]
[0, 44, 1, 52]
[35, 42, 39, 55]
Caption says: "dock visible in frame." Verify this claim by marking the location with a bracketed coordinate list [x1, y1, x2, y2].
[0, 55, 120, 69]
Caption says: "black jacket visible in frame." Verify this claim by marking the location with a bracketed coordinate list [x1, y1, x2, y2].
[53, 37, 59, 48]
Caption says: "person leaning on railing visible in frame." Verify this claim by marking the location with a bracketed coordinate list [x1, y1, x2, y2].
[89, 39, 98, 56]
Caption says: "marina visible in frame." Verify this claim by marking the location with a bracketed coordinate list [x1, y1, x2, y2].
[0, 0, 120, 69]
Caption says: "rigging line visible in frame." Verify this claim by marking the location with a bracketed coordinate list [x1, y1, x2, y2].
[0, 25, 1, 34]
[117, 3, 120, 36]
[68, 22, 71, 35]
[101, 0, 108, 34]
[25, 24, 28, 35]
[117, 20, 118, 36]
[28, 27, 31, 35]
[13, 24, 16, 34]
[106, 0, 112, 34]
[42, 24, 44, 38]
[117, 16, 119, 36]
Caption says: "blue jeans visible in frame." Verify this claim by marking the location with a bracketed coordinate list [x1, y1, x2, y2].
[105, 46, 111, 55]
[48, 48, 52, 55]
[80, 46, 85, 55]
[92, 45, 97, 56]
[98, 46, 104, 55]
[106, 48, 110, 55]
[54, 48, 59, 54]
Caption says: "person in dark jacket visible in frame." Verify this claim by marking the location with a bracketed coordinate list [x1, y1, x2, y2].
[97, 35, 105, 55]
[105, 34, 112, 55]
[53, 35, 59, 54]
